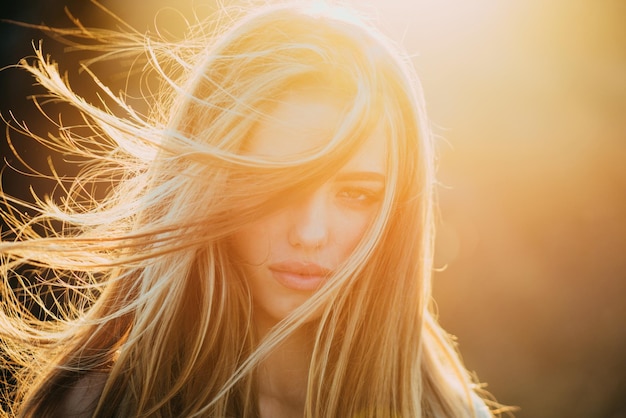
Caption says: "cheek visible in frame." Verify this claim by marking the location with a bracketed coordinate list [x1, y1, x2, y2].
[333, 210, 375, 260]
[230, 217, 280, 265]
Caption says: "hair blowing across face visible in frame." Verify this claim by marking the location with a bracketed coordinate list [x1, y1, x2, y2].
[0, 2, 506, 417]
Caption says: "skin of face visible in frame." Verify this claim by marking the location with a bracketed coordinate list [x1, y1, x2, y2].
[230, 91, 387, 331]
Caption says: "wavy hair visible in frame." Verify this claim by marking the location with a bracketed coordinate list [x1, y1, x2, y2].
[0, 2, 506, 417]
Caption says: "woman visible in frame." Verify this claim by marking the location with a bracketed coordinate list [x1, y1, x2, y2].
[0, 2, 505, 417]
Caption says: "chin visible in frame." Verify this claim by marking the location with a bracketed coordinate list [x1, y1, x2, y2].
[255, 295, 321, 329]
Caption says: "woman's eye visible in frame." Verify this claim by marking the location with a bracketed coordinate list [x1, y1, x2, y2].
[337, 187, 383, 206]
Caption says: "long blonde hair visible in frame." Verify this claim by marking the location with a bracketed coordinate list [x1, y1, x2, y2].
[1, 2, 504, 417]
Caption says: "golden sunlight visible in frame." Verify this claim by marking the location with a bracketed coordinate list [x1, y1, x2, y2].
[0, 1, 624, 417]
[354, 1, 626, 417]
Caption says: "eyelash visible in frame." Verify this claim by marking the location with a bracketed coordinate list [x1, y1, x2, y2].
[337, 187, 383, 206]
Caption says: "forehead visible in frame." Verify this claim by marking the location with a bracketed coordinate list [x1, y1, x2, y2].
[246, 91, 387, 174]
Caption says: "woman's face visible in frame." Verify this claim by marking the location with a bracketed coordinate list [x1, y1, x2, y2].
[230, 91, 387, 330]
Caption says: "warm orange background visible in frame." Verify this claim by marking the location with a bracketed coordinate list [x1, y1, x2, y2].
[1, 1, 624, 417]
[397, 2, 626, 417]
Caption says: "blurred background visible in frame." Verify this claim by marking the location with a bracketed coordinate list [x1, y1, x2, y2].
[1, 1, 624, 417]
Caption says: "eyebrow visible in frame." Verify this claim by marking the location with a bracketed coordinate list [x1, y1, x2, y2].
[334, 172, 386, 183]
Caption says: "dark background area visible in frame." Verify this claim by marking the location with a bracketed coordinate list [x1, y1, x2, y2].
[1, 1, 625, 417]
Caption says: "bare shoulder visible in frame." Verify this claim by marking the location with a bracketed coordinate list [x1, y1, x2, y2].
[57, 372, 108, 418]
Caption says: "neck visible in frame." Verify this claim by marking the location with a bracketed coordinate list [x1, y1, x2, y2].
[255, 313, 315, 418]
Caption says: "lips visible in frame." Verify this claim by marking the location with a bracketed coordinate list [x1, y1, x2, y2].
[268, 261, 332, 291]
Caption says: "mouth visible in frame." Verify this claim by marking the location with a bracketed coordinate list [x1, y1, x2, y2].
[268, 261, 332, 291]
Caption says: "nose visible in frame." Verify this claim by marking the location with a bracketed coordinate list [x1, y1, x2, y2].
[287, 191, 330, 250]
